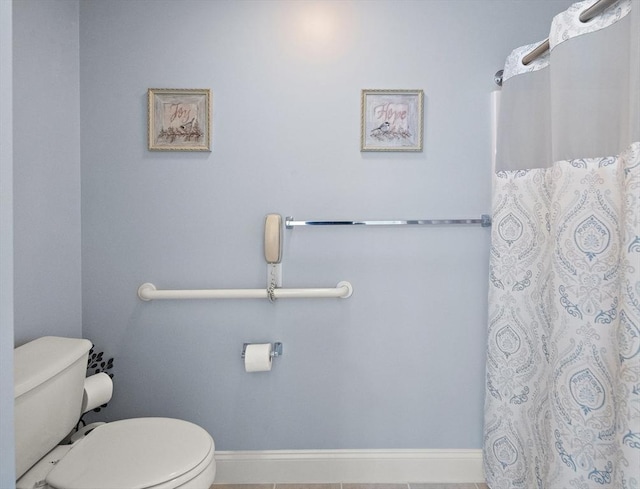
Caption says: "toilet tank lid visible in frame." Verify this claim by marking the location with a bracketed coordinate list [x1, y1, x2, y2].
[14, 336, 93, 399]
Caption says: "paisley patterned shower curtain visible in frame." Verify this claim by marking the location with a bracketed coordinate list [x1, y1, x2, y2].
[484, 1, 639, 488]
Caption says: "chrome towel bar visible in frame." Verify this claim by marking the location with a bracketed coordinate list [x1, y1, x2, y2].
[285, 214, 491, 229]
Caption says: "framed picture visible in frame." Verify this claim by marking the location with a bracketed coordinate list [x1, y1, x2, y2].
[148, 88, 211, 151]
[361, 89, 423, 152]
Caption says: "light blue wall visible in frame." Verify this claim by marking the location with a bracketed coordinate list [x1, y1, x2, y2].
[6, 2, 81, 478]
[5, 0, 582, 476]
[78, 0, 573, 451]
[1, 0, 15, 484]
[12, 0, 82, 346]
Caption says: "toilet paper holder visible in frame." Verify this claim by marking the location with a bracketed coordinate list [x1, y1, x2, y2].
[241, 342, 283, 359]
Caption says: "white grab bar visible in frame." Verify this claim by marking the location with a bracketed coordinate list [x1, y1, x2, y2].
[137, 281, 353, 301]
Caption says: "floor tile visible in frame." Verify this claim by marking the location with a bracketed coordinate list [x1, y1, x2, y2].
[213, 484, 486, 489]
[213, 485, 274, 489]
[410, 484, 478, 489]
[276, 485, 341, 489]
[343, 485, 408, 489]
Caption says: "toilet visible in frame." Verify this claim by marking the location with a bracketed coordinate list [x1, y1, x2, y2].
[14, 336, 216, 489]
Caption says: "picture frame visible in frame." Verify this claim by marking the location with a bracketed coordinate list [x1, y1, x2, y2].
[148, 88, 211, 151]
[360, 89, 424, 152]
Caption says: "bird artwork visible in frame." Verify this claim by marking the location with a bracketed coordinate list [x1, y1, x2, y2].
[371, 121, 391, 136]
[361, 91, 422, 150]
[179, 118, 195, 133]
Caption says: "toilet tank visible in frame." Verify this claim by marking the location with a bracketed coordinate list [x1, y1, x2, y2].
[14, 336, 92, 479]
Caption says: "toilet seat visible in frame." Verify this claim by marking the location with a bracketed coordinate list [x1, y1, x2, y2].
[46, 418, 215, 489]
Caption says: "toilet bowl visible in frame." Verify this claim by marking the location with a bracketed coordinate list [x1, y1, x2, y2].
[14, 336, 216, 489]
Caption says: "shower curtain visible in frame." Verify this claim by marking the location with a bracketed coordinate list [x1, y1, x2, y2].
[484, 1, 639, 488]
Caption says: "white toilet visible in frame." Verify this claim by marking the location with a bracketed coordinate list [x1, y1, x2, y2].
[14, 336, 216, 489]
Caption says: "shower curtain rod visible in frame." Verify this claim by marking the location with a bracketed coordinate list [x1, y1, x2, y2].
[521, 0, 618, 65]
[285, 214, 492, 228]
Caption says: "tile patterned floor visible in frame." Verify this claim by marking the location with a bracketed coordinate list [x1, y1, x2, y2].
[213, 483, 489, 489]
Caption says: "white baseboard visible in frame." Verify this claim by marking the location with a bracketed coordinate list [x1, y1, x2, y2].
[213, 449, 484, 483]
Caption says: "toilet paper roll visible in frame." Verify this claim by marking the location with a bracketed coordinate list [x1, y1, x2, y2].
[244, 343, 273, 372]
[81, 372, 113, 413]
